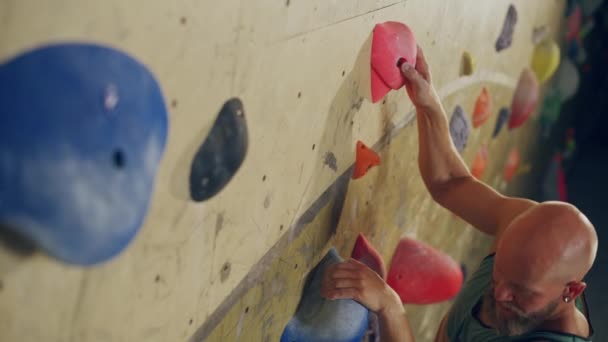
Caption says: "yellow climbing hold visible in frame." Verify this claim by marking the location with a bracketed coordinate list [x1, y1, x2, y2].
[461, 51, 475, 76]
[531, 38, 560, 84]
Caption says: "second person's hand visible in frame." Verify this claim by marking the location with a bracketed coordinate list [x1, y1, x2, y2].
[320, 258, 402, 315]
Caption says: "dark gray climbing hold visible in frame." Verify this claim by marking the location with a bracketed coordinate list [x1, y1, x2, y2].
[496, 4, 518, 52]
[493, 107, 510, 138]
[449, 105, 470, 153]
[189, 98, 248, 202]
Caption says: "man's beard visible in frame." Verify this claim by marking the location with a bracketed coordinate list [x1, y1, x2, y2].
[483, 286, 559, 336]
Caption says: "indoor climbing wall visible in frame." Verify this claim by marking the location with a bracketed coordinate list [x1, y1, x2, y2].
[0, 0, 565, 341]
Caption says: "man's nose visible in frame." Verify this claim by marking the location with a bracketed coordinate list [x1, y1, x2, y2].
[494, 282, 513, 302]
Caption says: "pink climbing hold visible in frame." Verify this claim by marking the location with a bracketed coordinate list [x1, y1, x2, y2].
[509, 68, 539, 129]
[387, 238, 463, 304]
[370, 21, 417, 103]
[371, 69, 392, 103]
[351, 233, 386, 279]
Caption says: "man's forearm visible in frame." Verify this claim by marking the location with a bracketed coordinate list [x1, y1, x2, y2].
[378, 300, 415, 342]
[415, 100, 470, 193]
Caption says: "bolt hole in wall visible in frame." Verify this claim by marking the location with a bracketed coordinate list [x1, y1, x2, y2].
[113, 149, 125, 169]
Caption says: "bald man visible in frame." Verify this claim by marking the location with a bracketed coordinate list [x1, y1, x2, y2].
[321, 46, 598, 341]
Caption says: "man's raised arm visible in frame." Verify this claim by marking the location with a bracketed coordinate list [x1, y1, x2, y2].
[401, 47, 536, 238]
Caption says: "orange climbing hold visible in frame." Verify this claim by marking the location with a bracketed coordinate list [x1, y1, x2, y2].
[503, 148, 520, 182]
[471, 145, 488, 180]
[387, 237, 463, 304]
[473, 87, 492, 128]
[351, 233, 386, 279]
[353, 141, 381, 179]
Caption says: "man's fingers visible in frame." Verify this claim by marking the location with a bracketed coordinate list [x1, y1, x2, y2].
[415, 45, 432, 82]
[325, 287, 362, 301]
[323, 262, 354, 279]
[347, 258, 366, 267]
[333, 278, 363, 289]
[400, 62, 422, 83]
[331, 260, 359, 271]
[329, 268, 361, 280]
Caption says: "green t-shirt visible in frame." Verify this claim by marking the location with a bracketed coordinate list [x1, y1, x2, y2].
[446, 254, 593, 341]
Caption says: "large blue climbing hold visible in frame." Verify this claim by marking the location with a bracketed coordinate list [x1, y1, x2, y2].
[281, 248, 369, 342]
[0, 43, 168, 265]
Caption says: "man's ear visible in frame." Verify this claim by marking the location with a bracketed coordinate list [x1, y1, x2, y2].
[564, 281, 587, 301]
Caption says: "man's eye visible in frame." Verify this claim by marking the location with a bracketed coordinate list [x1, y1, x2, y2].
[520, 290, 536, 298]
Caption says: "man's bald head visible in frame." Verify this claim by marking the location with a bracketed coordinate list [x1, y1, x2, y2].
[488, 202, 597, 336]
[496, 201, 597, 284]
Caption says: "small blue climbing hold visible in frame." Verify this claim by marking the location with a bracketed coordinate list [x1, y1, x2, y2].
[281, 248, 369, 342]
[0, 43, 168, 265]
[493, 107, 510, 138]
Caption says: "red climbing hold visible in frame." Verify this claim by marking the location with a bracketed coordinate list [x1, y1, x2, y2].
[387, 237, 463, 304]
[566, 5, 582, 42]
[473, 87, 492, 128]
[509, 68, 539, 129]
[353, 141, 381, 179]
[351, 233, 386, 279]
[370, 21, 417, 103]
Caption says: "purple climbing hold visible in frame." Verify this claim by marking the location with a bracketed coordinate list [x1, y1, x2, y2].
[496, 4, 518, 52]
[449, 105, 470, 153]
